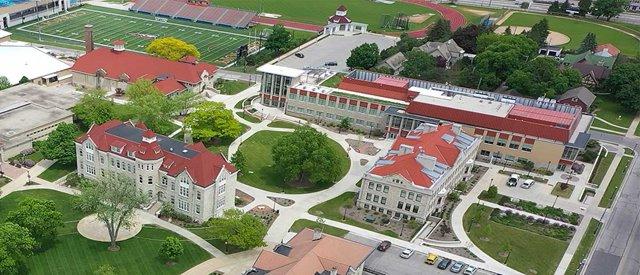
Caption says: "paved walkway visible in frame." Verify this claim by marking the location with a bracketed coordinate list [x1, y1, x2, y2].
[626, 115, 640, 138]
[77, 214, 142, 242]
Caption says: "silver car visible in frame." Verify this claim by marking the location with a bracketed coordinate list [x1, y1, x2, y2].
[450, 261, 464, 273]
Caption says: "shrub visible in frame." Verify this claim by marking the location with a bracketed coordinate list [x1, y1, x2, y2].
[486, 186, 498, 198]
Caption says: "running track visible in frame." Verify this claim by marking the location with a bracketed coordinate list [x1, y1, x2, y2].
[252, 16, 323, 33]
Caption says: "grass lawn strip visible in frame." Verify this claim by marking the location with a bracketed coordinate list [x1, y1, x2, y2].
[236, 111, 262, 123]
[237, 130, 349, 193]
[591, 119, 627, 134]
[267, 120, 301, 129]
[500, 12, 639, 55]
[320, 73, 346, 88]
[565, 219, 602, 275]
[289, 219, 349, 237]
[551, 182, 575, 199]
[464, 204, 568, 275]
[593, 97, 635, 128]
[214, 79, 251, 95]
[308, 192, 398, 238]
[589, 151, 614, 186]
[187, 227, 245, 254]
[599, 156, 633, 208]
[37, 162, 76, 182]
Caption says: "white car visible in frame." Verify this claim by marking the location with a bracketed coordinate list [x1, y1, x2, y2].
[521, 179, 534, 189]
[463, 265, 477, 275]
[399, 248, 414, 259]
[507, 174, 519, 186]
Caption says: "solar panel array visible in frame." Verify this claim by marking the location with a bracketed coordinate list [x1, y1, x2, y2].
[131, 0, 256, 28]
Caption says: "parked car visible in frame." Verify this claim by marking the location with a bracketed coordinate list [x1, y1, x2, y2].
[438, 257, 452, 269]
[400, 248, 414, 259]
[463, 265, 477, 275]
[450, 261, 464, 273]
[425, 253, 438, 265]
[377, 240, 391, 252]
[324, 61, 338, 66]
[294, 52, 304, 58]
[507, 174, 519, 186]
[521, 179, 534, 189]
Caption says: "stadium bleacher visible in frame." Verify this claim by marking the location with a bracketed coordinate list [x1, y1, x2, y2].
[131, 0, 256, 28]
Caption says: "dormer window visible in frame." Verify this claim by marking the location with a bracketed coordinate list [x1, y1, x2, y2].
[110, 146, 119, 153]
[127, 151, 135, 158]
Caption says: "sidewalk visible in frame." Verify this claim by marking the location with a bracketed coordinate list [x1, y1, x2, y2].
[626, 115, 640, 138]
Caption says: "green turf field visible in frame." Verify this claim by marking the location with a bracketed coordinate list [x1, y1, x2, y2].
[211, 0, 439, 32]
[501, 12, 640, 55]
[13, 5, 259, 64]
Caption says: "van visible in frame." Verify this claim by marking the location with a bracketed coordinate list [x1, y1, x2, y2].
[425, 253, 438, 265]
[507, 174, 519, 187]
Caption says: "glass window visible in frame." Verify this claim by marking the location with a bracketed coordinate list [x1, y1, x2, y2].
[196, 204, 200, 214]
[348, 104, 357, 111]
[369, 108, 377, 115]
[522, 144, 532, 152]
[496, 139, 507, 147]
[162, 176, 167, 185]
[383, 186, 389, 193]
[147, 176, 153, 185]
[366, 193, 372, 201]
[381, 197, 387, 205]
[404, 203, 411, 211]
[400, 190, 406, 198]
[509, 143, 520, 149]
[338, 102, 346, 109]
[359, 106, 367, 113]
[368, 182, 374, 189]
[197, 191, 201, 200]
[408, 192, 414, 200]
[328, 101, 336, 107]
[416, 194, 422, 202]
[484, 136, 495, 144]
[412, 205, 419, 213]
[373, 195, 379, 203]
[179, 186, 189, 197]
[480, 150, 491, 157]
[376, 184, 382, 191]
[397, 201, 404, 209]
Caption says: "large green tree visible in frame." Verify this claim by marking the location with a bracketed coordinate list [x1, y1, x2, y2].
[399, 50, 437, 80]
[6, 198, 63, 251]
[601, 63, 640, 112]
[184, 101, 243, 142]
[123, 79, 183, 134]
[578, 0, 593, 15]
[346, 43, 380, 69]
[427, 19, 452, 42]
[452, 24, 482, 53]
[207, 209, 266, 250]
[158, 237, 184, 265]
[272, 126, 341, 185]
[506, 57, 582, 98]
[591, 0, 629, 20]
[146, 37, 200, 61]
[75, 172, 148, 251]
[72, 89, 117, 128]
[471, 34, 538, 90]
[578, 33, 597, 53]
[525, 19, 550, 47]
[264, 24, 292, 55]
[0, 76, 10, 90]
[0, 222, 36, 274]
[33, 123, 81, 165]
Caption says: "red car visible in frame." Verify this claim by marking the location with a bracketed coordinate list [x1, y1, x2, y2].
[377, 240, 391, 251]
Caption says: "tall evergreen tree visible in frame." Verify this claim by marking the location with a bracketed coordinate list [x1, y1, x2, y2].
[548, 1, 562, 13]
[577, 33, 597, 53]
[578, 0, 593, 15]
[526, 19, 550, 46]
[560, 0, 571, 12]
[426, 19, 452, 42]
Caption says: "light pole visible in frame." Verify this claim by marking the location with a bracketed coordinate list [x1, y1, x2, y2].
[552, 194, 559, 208]
[27, 170, 31, 184]
[489, 178, 494, 188]
[342, 207, 347, 221]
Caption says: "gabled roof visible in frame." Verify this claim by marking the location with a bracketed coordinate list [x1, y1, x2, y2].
[336, 5, 347, 11]
[571, 63, 611, 80]
[558, 86, 596, 106]
[383, 52, 407, 71]
[563, 50, 616, 69]
[328, 15, 352, 24]
[594, 43, 620, 57]
[75, 120, 235, 187]
[251, 228, 372, 275]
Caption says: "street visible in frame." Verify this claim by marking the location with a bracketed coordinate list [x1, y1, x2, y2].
[584, 130, 640, 275]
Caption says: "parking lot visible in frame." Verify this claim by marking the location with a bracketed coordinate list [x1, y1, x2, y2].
[273, 33, 398, 72]
[344, 233, 494, 275]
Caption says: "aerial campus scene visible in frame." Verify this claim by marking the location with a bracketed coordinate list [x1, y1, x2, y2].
[0, 0, 640, 274]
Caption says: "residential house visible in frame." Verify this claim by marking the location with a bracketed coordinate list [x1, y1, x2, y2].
[380, 52, 406, 73]
[415, 39, 465, 67]
[557, 86, 596, 113]
[570, 63, 611, 87]
[247, 228, 373, 275]
[358, 123, 479, 222]
[74, 120, 237, 222]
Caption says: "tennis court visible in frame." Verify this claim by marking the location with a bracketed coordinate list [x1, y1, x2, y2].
[15, 5, 260, 64]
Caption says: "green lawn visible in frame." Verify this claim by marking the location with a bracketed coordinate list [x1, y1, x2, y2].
[187, 227, 246, 254]
[599, 156, 633, 208]
[9, 150, 45, 163]
[0, 176, 10, 188]
[289, 219, 348, 237]
[591, 119, 627, 134]
[464, 204, 568, 275]
[308, 192, 398, 238]
[625, 148, 635, 155]
[501, 12, 640, 55]
[565, 219, 602, 275]
[589, 151, 614, 186]
[237, 131, 350, 193]
[204, 124, 249, 158]
[267, 120, 301, 129]
[320, 73, 346, 88]
[215, 79, 252, 95]
[236, 112, 262, 123]
[551, 182, 574, 199]
[594, 97, 635, 128]
[0, 189, 209, 274]
[212, 0, 439, 32]
[38, 162, 76, 182]
[9, 5, 257, 65]
[635, 123, 640, 137]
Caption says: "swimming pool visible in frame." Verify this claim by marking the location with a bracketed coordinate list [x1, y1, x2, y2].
[0, 0, 32, 7]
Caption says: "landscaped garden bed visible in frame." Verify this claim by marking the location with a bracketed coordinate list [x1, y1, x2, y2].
[551, 182, 575, 199]
[479, 188, 581, 225]
[489, 208, 576, 241]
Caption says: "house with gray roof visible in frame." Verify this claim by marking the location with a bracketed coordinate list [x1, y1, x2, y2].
[557, 86, 596, 113]
[415, 39, 465, 68]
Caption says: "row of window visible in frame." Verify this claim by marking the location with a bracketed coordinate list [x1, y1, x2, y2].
[479, 150, 531, 164]
[366, 181, 423, 202]
[290, 107, 378, 127]
[483, 136, 532, 152]
[397, 201, 420, 213]
[362, 204, 416, 221]
[289, 93, 381, 116]
[364, 193, 387, 205]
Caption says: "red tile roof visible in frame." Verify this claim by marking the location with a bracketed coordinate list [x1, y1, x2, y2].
[337, 77, 417, 102]
[373, 75, 409, 88]
[71, 47, 217, 95]
[75, 120, 235, 187]
[370, 124, 462, 188]
[153, 78, 186, 95]
[336, 5, 347, 11]
[328, 15, 351, 24]
[595, 43, 620, 56]
[507, 105, 575, 128]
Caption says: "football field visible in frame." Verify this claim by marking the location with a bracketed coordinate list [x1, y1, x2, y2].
[15, 6, 259, 64]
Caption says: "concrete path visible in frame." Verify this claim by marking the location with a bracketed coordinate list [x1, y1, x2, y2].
[626, 115, 640, 138]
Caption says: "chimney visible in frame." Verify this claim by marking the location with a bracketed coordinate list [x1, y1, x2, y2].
[112, 39, 125, 52]
[84, 25, 94, 53]
[312, 228, 323, 241]
[329, 267, 338, 275]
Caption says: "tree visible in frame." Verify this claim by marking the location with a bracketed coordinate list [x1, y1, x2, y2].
[18, 76, 29, 84]
[346, 43, 380, 69]
[0, 222, 36, 274]
[399, 50, 437, 80]
[158, 237, 184, 265]
[72, 89, 117, 128]
[518, 159, 535, 175]
[561, 0, 571, 12]
[396, 33, 422, 53]
[487, 186, 498, 198]
[473, 34, 538, 90]
[122, 79, 182, 134]
[578, 33, 597, 53]
[231, 151, 247, 173]
[272, 126, 341, 185]
[146, 37, 200, 61]
[33, 123, 80, 165]
[75, 172, 148, 251]
[207, 209, 266, 250]
[591, 0, 629, 20]
[184, 102, 242, 142]
[578, 0, 593, 15]
[506, 57, 581, 98]
[264, 24, 292, 55]
[6, 198, 63, 250]
[338, 118, 351, 133]
[452, 25, 481, 53]
[504, 26, 513, 35]
[447, 192, 460, 202]
[525, 19, 550, 46]
[427, 19, 452, 42]
[548, 1, 562, 13]
[0, 76, 10, 90]
[600, 63, 640, 112]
